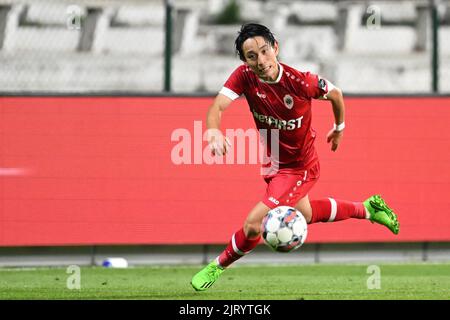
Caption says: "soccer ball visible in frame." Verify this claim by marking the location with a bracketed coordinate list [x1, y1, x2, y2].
[261, 206, 308, 252]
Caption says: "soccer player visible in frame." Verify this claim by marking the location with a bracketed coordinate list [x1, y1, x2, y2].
[191, 23, 399, 291]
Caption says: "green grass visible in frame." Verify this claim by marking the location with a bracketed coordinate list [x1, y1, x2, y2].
[0, 263, 449, 300]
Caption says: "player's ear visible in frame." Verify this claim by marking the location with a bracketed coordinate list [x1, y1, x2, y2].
[273, 41, 279, 57]
[240, 51, 248, 65]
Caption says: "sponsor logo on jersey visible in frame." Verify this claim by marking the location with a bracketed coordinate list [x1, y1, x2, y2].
[283, 94, 294, 109]
[252, 109, 303, 131]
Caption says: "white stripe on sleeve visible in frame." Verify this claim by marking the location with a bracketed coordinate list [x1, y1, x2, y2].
[326, 80, 336, 93]
[219, 87, 240, 101]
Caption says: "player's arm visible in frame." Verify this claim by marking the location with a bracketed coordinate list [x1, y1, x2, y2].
[206, 93, 233, 156]
[321, 83, 345, 152]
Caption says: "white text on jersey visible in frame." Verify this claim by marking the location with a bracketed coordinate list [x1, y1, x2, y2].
[252, 109, 303, 131]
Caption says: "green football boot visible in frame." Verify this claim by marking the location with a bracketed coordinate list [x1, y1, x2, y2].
[364, 195, 400, 235]
[191, 260, 224, 291]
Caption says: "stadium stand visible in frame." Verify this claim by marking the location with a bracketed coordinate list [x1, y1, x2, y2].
[0, 0, 448, 93]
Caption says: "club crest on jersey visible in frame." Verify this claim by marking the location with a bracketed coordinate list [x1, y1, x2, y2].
[283, 94, 294, 109]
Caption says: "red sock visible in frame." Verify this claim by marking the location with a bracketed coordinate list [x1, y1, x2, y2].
[310, 198, 367, 224]
[217, 228, 261, 268]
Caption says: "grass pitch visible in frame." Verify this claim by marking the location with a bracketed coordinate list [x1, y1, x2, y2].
[0, 263, 448, 300]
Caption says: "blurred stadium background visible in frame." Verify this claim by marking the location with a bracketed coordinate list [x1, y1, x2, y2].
[0, 0, 449, 269]
[0, 0, 449, 93]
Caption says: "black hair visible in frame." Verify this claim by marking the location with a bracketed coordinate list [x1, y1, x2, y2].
[235, 23, 276, 61]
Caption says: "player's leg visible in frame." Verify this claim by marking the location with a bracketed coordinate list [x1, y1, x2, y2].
[191, 201, 270, 291]
[292, 162, 399, 234]
[216, 201, 270, 268]
[243, 201, 272, 238]
[299, 195, 399, 234]
[308, 197, 367, 223]
[294, 194, 312, 223]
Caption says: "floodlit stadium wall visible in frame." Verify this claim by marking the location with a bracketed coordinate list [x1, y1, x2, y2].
[0, 96, 449, 246]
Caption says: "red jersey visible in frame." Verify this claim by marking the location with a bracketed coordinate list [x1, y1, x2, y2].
[220, 62, 329, 170]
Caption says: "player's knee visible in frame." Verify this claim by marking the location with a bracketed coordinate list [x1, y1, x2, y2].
[295, 201, 313, 224]
[243, 220, 261, 238]
[302, 211, 312, 224]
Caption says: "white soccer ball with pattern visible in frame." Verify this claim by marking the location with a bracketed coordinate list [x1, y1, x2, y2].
[261, 206, 308, 252]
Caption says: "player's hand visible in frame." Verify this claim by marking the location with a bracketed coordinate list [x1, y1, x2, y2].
[206, 128, 231, 156]
[326, 129, 343, 152]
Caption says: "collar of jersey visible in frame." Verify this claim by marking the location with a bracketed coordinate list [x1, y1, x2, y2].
[257, 63, 283, 84]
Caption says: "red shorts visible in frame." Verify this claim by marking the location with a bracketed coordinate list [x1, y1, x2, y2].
[262, 161, 320, 209]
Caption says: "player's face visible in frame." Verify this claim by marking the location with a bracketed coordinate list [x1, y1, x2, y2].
[242, 36, 280, 82]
